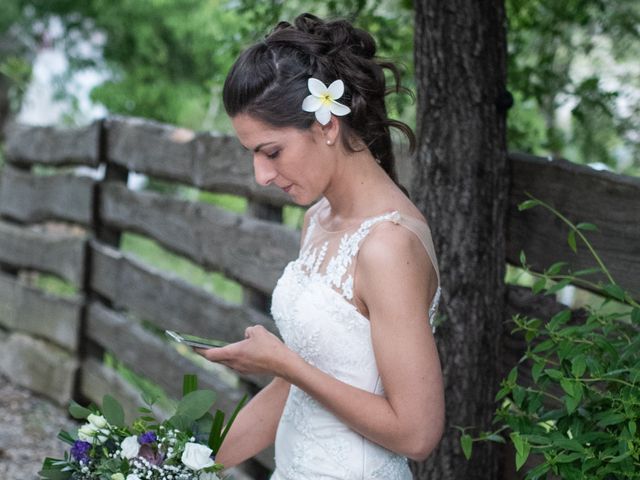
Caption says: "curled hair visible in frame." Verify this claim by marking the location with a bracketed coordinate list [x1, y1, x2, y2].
[223, 13, 415, 186]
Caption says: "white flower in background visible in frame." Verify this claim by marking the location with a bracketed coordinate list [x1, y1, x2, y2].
[120, 435, 140, 459]
[78, 423, 98, 444]
[199, 472, 220, 480]
[111, 474, 125, 480]
[302, 78, 351, 125]
[181, 442, 215, 470]
[126, 475, 141, 480]
[87, 414, 108, 429]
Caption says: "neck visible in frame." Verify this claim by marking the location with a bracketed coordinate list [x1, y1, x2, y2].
[322, 149, 398, 220]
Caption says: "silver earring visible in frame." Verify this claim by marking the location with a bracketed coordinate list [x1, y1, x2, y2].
[326, 140, 332, 145]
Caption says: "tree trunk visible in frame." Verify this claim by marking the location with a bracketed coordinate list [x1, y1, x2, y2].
[410, 1, 509, 479]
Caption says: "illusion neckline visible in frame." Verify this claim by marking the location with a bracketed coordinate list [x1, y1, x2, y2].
[314, 209, 401, 234]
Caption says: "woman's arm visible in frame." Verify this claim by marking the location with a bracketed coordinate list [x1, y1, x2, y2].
[215, 377, 290, 468]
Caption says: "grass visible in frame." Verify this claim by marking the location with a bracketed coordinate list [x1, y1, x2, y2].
[120, 232, 243, 305]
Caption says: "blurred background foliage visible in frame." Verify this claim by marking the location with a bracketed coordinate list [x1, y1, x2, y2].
[0, 0, 639, 175]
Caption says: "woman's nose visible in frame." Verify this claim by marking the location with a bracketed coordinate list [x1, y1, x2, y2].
[253, 156, 277, 186]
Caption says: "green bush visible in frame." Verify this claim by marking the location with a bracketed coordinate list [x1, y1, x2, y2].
[460, 195, 640, 479]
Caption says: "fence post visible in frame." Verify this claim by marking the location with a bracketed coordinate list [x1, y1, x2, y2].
[75, 117, 130, 401]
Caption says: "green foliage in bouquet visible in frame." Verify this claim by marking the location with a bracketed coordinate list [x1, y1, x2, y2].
[459, 195, 640, 479]
[39, 374, 247, 480]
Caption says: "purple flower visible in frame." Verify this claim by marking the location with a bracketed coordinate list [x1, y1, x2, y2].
[138, 431, 157, 445]
[138, 444, 164, 466]
[70, 440, 92, 463]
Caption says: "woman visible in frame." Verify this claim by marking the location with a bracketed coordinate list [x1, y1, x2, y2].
[196, 13, 445, 479]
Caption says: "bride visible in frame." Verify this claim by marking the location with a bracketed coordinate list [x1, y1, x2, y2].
[196, 13, 445, 479]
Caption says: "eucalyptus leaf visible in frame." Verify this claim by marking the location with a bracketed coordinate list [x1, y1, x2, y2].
[175, 390, 217, 423]
[102, 394, 125, 427]
[68, 401, 91, 420]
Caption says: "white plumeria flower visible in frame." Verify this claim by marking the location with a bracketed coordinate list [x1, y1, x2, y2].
[302, 78, 351, 125]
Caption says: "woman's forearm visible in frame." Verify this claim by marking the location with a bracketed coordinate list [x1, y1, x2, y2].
[215, 377, 290, 468]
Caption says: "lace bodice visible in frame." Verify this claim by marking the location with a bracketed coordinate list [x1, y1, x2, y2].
[270, 199, 441, 480]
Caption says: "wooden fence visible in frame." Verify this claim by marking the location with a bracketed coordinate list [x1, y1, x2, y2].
[0, 116, 638, 479]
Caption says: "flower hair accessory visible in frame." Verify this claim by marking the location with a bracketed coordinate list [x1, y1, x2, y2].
[302, 78, 351, 125]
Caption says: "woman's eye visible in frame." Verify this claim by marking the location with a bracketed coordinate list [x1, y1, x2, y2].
[266, 150, 280, 159]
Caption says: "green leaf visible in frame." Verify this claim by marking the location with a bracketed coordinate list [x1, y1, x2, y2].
[495, 385, 511, 401]
[567, 230, 577, 253]
[507, 366, 518, 384]
[461, 433, 473, 460]
[532, 361, 545, 383]
[141, 390, 159, 407]
[175, 389, 217, 423]
[484, 433, 505, 443]
[168, 413, 190, 431]
[571, 355, 587, 378]
[102, 394, 125, 427]
[183, 374, 198, 396]
[629, 421, 637, 436]
[555, 452, 583, 463]
[572, 267, 602, 276]
[39, 458, 72, 480]
[209, 409, 226, 453]
[564, 394, 580, 414]
[610, 451, 632, 463]
[510, 432, 530, 471]
[546, 261, 568, 276]
[549, 309, 571, 329]
[518, 199, 540, 211]
[57, 430, 76, 445]
[596, 412, 626, 427]
[68, 401, 92, 420]
[560, 378, 575, 397]
[602, 283, 625, 301]
[519, 250, 527, 266]
[533, 339, 554, 353]
[631, 308, 640, 324]
[576, 222, 597, 231]
[545, 368, 563, 380]
[532, 278, 547, 294]
[545, 279, 572, 295]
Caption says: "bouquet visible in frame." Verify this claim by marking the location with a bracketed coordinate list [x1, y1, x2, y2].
[39, 375, 246, 480]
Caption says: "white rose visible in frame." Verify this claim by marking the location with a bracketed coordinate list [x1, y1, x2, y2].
[78, 423, 98, 443]
[111, 474, 125, 480]
[88, 413, 109, 429]
[120, 435, 140, 459]
[126, 475, 141, 480]
[199, 472, 220, 480]
[181, 442, 215, 470]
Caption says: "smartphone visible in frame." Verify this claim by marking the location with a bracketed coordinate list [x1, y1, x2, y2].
[165, 330, 229, 349]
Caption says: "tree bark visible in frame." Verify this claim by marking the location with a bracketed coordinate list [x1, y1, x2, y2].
[410, 1, 508, 479]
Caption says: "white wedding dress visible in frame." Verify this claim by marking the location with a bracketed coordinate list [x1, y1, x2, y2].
[270, 199, 441, 480]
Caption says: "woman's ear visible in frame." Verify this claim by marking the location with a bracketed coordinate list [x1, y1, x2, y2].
[320, 116, 340, 145]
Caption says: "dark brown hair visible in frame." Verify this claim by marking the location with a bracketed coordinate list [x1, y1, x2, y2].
[223, 13, 415, 186]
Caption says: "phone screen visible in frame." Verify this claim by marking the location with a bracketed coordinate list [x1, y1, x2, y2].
[166, 330, 229, 348]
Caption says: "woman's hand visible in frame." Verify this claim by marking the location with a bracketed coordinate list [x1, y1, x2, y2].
[194, 325, 296, 377]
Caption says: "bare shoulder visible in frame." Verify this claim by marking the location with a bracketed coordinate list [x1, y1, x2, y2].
[356, 220, 438, 314]
[359, 221, 430, 272]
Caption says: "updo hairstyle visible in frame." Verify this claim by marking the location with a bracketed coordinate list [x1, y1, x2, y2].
[223, 13, 415, 186]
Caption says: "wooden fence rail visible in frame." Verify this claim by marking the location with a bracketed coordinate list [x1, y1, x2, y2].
[0, 116, 638, 479]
